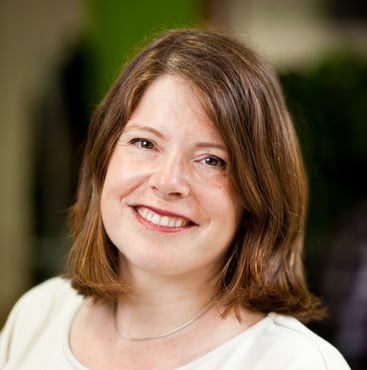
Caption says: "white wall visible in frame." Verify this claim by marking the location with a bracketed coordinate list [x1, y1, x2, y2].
[225, 0, 367, 68]
[0, 0, 84, 325]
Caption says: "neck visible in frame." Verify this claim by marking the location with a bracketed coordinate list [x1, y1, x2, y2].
[114, 266, 219, 340]
[118, 255, 220, 306]
[113, 298, 215, 341]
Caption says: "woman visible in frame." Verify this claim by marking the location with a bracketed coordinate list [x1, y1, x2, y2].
[0, 28, 350, 369]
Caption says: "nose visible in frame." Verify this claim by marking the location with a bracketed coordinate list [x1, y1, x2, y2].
[148, 152, 191, 200]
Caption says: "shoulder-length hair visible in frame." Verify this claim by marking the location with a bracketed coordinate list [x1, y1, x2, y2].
[66, 28, 324, 322]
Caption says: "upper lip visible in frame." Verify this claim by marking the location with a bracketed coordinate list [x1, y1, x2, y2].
[131, 204, 196, 225]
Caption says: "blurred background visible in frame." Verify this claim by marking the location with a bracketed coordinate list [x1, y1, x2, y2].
[0, 0, 366, 367]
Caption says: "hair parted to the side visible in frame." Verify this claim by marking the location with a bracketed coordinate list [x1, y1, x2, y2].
[66, 28, 325, 322]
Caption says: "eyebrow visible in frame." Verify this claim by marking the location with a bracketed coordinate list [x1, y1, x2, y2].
[195, 142, 227, 151]
[124, 123, 227, 152]
[123, 124, 165, 139]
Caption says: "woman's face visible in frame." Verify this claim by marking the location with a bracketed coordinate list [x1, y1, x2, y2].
[101, 74, 243, 284]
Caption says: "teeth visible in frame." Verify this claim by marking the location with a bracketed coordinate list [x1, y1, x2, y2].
[161, 216, 169, 227]
[137, 207, 190, 228]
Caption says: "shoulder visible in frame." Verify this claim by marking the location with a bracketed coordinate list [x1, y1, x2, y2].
[21, 276, 76, 299]
[254, 313, 351, 369]
[0, 277, 83, 363]
[8, 276, 80, 318]
[181, 313, 350, 370]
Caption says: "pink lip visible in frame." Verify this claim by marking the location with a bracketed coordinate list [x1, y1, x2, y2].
[132, 204, 195, 222]
[130, 204, 197, 233]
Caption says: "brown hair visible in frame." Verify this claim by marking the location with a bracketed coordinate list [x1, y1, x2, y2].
[67, 28, 324, 322]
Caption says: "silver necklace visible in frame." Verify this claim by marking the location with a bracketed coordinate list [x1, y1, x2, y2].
[113, 301, 214, 342]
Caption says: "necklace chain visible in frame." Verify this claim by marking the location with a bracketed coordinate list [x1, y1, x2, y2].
[113, 301, 214, 342]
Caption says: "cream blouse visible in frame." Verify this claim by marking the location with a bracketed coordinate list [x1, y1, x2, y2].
[0, 277, 350, 370]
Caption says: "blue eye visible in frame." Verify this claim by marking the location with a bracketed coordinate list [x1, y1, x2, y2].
[130, 138, 154, 149]
[202, 155, 226, 168]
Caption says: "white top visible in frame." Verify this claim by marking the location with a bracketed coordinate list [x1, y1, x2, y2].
[0, 277, 350, 370]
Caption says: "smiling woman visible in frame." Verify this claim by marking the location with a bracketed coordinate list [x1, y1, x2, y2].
[100, 74, 242, 280]
[0, 28, 351, 370]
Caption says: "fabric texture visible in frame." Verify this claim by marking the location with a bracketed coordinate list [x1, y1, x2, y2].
[0, 277, 351, 369]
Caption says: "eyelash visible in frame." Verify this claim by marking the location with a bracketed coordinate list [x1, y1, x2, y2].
[129, 138, 226, 169]
[129, 138, 155, 149]
[200, 155, 226, 169]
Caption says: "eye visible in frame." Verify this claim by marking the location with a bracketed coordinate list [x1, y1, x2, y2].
[202, 155, 226, 169]
[130, 138, 154, 149]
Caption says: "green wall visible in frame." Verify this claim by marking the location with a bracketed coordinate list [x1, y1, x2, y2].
[85, 0, 202, 103]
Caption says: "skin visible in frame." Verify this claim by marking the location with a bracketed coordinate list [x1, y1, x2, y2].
[70, 74, 264, 369]
[101, 74, 243, 288]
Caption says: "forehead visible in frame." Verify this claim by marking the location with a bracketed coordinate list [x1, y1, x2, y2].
[132, 74, 202, 114]
[127, 74, 224, 142]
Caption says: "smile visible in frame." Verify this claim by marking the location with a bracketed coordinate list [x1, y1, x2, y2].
[135, 206, 192, 228]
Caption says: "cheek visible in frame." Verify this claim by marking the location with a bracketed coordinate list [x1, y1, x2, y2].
[220, 185, 243, 233]
[200, 180, 243, 228]
[103, 156, 144, 199]
[100, 168, 130, 227]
